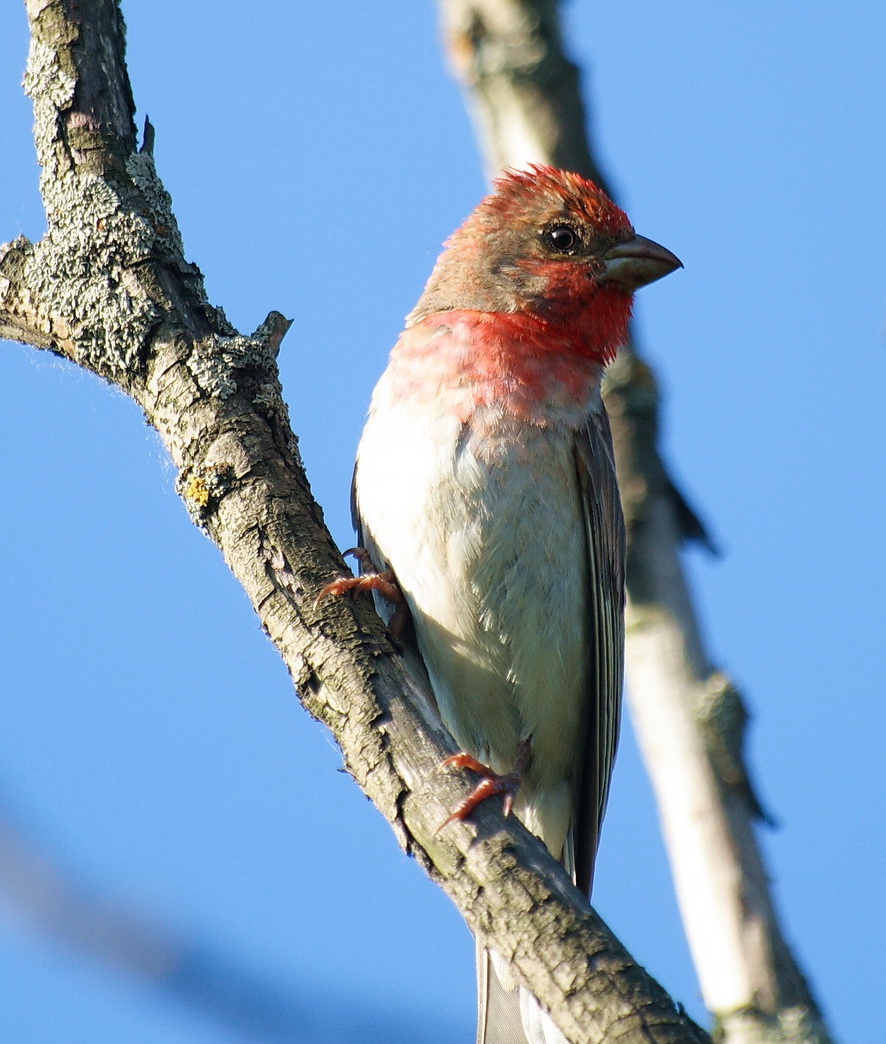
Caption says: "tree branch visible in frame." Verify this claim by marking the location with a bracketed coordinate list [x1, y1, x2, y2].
[2, 1, 710, 1041]
[436, 2, 832, 1042]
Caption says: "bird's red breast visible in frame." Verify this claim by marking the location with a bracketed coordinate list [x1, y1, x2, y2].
[377, 304, 626, 429]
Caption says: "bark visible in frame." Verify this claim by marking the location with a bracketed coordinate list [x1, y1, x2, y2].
[1, 1, 711, 1041]
[436, 2, 832, 1043]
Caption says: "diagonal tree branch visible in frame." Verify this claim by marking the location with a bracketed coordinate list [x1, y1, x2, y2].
[435, 2, 832, 1043]
[1, 1, 710, 1041]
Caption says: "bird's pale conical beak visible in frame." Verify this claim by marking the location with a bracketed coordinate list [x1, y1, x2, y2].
[601, 235, 682, 290]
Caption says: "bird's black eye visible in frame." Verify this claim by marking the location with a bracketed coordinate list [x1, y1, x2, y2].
[544, 224, 580, 253]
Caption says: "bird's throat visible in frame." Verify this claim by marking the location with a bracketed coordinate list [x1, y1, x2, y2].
[379, 305, 628, 428]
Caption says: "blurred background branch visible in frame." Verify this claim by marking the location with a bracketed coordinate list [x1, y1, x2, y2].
[0, 786, 460, 1043]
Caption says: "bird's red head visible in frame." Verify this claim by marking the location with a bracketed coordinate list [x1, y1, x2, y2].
[408, 165, 680, 362]
[480, 165, 632, 242]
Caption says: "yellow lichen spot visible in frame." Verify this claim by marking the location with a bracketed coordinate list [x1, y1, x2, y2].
[183, 474, 211, 509]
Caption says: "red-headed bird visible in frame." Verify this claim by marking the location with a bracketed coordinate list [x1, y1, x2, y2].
[349, 167, 680, 1044]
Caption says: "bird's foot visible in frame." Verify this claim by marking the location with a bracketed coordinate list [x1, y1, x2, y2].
[315, 549, 408, 636]
[315, 547, 402, 604]
[438, 741, 532, 829]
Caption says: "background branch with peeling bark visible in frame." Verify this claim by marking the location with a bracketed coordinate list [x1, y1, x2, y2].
[1, 2, 883, 1043]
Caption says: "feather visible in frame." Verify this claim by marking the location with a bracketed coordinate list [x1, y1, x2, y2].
[572, 408, 626, 894]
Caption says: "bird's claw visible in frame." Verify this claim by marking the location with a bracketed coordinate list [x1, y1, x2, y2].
[315, 572, 400, 605]
[438, 752, 524, 830]
[343, 547, 376, 571]
[315, 547, 403, 609]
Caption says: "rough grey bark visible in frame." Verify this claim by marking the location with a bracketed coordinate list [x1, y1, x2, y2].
[0, 1, 710, 1041]
[435, 2, 832, 1043]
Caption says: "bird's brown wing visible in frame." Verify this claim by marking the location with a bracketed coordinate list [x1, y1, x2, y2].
[572, 407, 626, 896]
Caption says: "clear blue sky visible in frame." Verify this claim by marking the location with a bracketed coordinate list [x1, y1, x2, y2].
[1, 2, 884, 1041]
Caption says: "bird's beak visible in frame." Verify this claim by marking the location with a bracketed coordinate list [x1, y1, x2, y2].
[601, 234, 682, 290]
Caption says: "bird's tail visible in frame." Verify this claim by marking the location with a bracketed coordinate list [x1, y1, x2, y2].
[476, 943, 568, 1044]
[477, 812, 585, 1042]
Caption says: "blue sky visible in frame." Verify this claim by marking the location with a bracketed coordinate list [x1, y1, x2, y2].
[1, 2, 884, 1041]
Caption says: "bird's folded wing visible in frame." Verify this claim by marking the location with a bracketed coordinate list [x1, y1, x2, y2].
[572, 409, 626, 896]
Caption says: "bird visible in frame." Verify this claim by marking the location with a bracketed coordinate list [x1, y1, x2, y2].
[330, 166, 680, 1043]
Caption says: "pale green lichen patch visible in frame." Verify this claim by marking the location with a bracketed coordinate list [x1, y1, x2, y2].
[24, 216, 160, 376]
[13, 5, 213, 379]
[189, 334, 280, 400]
[126, 152, 186, 259]
[45, 173, 155, 258]
[23, 36, 75, 111]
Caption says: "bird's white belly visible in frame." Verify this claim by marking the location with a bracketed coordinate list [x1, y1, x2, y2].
[356, 404, 587, 856]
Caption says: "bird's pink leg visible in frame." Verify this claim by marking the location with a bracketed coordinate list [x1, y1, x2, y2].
[315, 549, 408, 636]
[439, 739, 532, 828]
